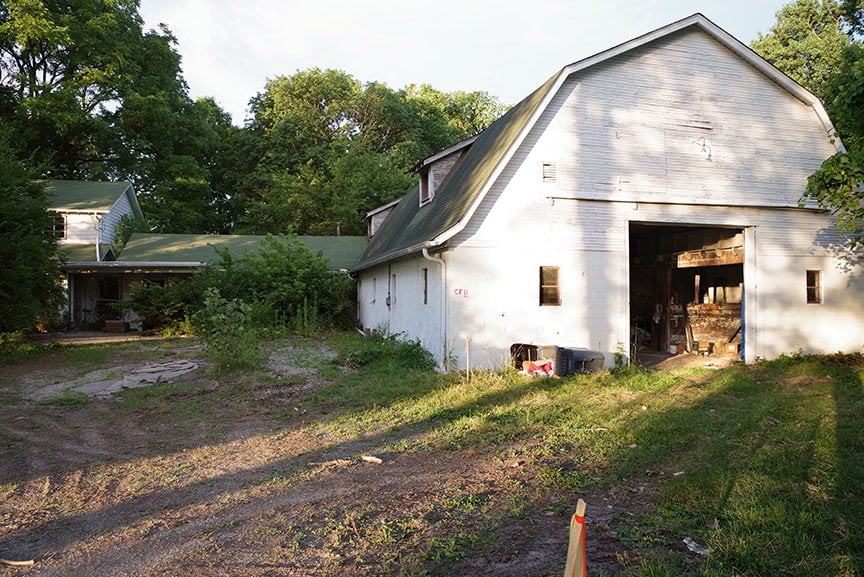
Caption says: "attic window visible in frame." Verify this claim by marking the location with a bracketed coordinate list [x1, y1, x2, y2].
[419, 168, 434, 205]
[542, 162, 557, 183]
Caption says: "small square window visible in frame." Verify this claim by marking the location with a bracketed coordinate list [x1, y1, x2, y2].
[806, 270, 821, 304]
[540, 266, 560, 306]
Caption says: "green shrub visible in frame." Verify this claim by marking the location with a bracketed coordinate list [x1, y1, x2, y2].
[193, 288, 264, 373]
[346, 333, 435, 371]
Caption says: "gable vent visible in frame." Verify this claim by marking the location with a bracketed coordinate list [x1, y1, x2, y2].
[542, 162, 557, 183]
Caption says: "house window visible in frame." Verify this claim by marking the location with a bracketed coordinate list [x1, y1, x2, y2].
[422, 268, 428, 305]
[52, 213, 67, 239]
[542, 162, 557, 183]
[806, 270, 822, 304]
[540, 266, 560, 306]
[419, 168, 434, 205]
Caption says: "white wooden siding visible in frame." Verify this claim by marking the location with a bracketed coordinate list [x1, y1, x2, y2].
[62, 212, 100, 244]
[357, 256, 444, 363]
[102, 191, 135, 247]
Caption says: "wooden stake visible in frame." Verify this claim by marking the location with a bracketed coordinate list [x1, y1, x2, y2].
[563, 499, 587, 577]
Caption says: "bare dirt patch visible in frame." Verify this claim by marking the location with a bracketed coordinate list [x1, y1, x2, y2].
[1, 338, 651, 576]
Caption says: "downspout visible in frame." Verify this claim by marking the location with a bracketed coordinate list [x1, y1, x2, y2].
[422, 248, 447, 370]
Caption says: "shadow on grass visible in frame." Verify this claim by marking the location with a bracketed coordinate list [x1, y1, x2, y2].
[3, 338, 863, 577]
[0, 360, 576, 568]
[575, 357, 864, 576]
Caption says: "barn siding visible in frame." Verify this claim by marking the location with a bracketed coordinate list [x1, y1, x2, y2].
[358, 256, 444, 364]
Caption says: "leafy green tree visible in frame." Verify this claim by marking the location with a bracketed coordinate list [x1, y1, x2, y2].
[754, 0, 864, 245]
[236, 68, 507, 235]
[0, 1, 237, 233]
[406, 83, 508, 140]
[0, 126, 62, 333]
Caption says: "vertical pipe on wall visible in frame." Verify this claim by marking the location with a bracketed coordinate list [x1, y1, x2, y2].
[422, 248, 447, 370]
[743, 226, 758, 363]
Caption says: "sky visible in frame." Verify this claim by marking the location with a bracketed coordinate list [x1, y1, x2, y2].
[139, 0, 790, 126]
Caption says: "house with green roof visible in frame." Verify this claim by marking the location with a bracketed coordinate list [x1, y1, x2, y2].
[49, 180, 143, 262]
[353, 14, 864, 370]
[52, 182, 367, 328]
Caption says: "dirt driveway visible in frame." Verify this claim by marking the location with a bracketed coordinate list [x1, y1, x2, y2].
[0, 338, 646, 576]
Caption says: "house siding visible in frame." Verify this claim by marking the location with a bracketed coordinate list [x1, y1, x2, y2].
[102, 190, 135, 248]
[62, 212, 101, 245]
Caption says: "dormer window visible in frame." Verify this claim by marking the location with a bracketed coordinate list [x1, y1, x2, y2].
[419, 167, 434, 206]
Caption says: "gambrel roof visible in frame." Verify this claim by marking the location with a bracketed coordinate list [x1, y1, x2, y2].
[352, 13, 841, 272]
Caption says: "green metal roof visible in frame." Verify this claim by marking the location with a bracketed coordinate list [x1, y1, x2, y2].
[59, 244, 101, 263]
[119, 234, 367, 271]
[46, 180, 133, 212]
[353, 71, 561, 271]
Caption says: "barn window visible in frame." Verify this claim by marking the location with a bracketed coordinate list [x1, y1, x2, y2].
[806, 270, 822, 304]
[540, 266, 560, 306]
[542, 162, 557, 183]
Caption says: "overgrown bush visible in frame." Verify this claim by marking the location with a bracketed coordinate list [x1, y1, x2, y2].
[125, 278, 204, 333]
[123, 234, 355, 335]
[346, 333, 435, 371]
[193, 288, 264, 373]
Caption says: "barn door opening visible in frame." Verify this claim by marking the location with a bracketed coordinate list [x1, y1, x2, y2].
[629, 223, 745, 364]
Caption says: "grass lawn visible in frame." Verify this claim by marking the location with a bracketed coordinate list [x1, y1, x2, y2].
[1, 334, 862, 576]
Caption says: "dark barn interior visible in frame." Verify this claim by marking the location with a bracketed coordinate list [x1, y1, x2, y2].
[629, 223, 744, 358]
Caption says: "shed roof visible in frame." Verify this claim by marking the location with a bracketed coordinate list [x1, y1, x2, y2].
[59, 243, 110, 263]
[352, 13, 840, 272]
[46, 180, 135, 212]
[119, 234, 367, 271]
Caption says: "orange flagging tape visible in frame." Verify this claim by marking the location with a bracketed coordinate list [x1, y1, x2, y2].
[563, 499, 587, 577]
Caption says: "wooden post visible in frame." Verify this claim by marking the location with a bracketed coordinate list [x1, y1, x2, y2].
[563, 499, 587, 577]
[694, 273, 701, 304]
[465, 337, 471, 383]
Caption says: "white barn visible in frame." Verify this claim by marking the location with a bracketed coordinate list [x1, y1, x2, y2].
[352, 14, 864, 370]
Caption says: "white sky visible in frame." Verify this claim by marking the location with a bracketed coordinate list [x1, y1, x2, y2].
[139, 0, 789, 125]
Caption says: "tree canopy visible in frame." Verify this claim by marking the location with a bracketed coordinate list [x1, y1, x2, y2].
[754, 0, 864, 245]
[0, 2, 507, 237]
[231, 68, 506, 236]
[0, 126, 62, 333]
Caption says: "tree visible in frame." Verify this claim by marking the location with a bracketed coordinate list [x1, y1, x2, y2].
[754, 0, 864, 245]
[0, 126, 62, 333]
[0, 1, 237, 233]
[236, 68, 507, 236]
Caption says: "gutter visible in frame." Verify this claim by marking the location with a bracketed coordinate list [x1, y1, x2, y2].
[61, 261, 205, 273]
